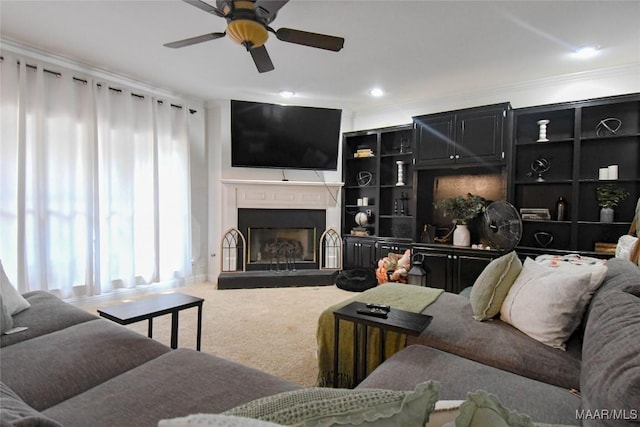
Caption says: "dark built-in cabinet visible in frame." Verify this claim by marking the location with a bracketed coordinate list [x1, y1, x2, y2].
[510, 93, 640, 256]
[413, 244, 501, 294]
[341, 94, 639, 287]
[413, 103, 511, 168]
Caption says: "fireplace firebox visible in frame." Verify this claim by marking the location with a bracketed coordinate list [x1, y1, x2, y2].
[238, 208, 325, 272]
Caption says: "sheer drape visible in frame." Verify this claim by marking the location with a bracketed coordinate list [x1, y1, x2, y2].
[0, 53, 193, 298]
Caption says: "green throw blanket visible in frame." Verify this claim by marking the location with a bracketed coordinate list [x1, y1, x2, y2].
[316, 283, 444, 388]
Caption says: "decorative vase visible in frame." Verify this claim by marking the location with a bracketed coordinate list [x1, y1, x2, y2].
[600, 207, 614, 223]
[537, 119, 550, 142]
[396, 161, 405, 186]
[453, 224, 471, 247]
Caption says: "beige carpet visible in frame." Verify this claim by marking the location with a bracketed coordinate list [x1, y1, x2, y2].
[74, 283, 354, 387]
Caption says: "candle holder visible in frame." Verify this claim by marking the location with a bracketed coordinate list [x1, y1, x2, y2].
[396, 161, 405, 186]
[537, 119, 550, 142]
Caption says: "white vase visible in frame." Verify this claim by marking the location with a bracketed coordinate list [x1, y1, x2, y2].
[600, 207, 614, 223]
[453, 224, 471, 246]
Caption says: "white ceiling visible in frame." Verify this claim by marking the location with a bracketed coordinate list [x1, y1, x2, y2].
[1, 0, 639, 112]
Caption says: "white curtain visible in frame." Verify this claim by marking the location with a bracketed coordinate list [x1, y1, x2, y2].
[0, 53, 193, 298]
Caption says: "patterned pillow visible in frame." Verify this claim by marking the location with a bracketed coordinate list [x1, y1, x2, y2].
[223, 381, 439, 426]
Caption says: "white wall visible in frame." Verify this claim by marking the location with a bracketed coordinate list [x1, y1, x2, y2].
[205, 101, 352, 281]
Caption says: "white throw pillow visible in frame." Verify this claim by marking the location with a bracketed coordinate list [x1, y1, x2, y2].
[500, 258, 601, 350]
[0, 260, 30, 316]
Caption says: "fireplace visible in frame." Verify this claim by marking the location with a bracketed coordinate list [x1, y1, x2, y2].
[218, 179, 343, 289]
[238, 208, 325, 271]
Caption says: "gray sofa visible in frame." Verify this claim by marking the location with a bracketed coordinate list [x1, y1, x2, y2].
[358, 258, 640, 426]
[0, 291, 300, 427]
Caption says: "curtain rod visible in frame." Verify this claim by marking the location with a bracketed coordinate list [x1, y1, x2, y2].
[1, 56, 197, 114]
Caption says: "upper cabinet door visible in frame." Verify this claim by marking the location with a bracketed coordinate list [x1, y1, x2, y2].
[414, 114, 456, 167]
[456, 107, 506, 164]
[413, 103, 510, 169]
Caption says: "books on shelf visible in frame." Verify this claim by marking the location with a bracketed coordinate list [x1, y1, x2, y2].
[354, 148, 374, 158]
[520, 208, 551, 221]
[350, 227, 369, 236]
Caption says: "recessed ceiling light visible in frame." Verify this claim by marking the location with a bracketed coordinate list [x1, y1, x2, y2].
[279, 90, 295, 98]
[369, 88, 384, 97]
[573, 46, 599, 59]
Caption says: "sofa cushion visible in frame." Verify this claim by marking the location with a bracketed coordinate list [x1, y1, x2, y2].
[0, 260, 30, 316]
[0, 291, 98, 348]
[581, 259, 640, 427]
[43, 349, 300, 427]
[1, 318, 171, 410]
[469, 251, 522, 321]
[407, 292, 582, 390]
[358, 345, 581, 426]
[223, 381, 439, 427]
[0, 381, 62, 427]
[500, 258, 600, 350]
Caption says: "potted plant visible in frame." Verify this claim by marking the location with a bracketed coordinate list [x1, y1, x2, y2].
[596, 184, 629, 223]
[434, 193, 487, 246]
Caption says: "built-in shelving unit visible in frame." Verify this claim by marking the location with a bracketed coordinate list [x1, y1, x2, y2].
[510, 93, 640, 256]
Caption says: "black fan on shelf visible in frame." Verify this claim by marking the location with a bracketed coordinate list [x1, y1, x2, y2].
[164, 0, 345, 73]
[483, 201, 523, 251]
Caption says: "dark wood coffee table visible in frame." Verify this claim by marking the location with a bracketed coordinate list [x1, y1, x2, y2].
[333, 301, 432, 387]
[98, 293, 204, 350]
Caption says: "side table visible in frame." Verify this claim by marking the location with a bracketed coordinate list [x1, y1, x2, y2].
[98, 293, 204, 350]
[333, 301, 432, 388]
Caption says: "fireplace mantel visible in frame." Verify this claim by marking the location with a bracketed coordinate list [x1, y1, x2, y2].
[220, 179, 343, 233]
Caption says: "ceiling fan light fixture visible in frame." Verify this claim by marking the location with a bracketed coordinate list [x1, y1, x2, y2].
[227, 19, 268, 48]
[279, 90, 295, 98]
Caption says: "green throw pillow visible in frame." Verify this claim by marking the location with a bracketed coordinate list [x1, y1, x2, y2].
[223, 381, 439, 427]
[449, 390, 573, 427]
[470, 251, 522, 321]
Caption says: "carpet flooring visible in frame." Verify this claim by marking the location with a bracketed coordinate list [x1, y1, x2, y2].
[74, 282, 354, 387]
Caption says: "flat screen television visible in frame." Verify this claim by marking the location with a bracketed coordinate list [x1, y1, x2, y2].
[231, 99, 342, 170]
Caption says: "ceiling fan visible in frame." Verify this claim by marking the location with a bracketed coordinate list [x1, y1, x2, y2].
[164, 0, 345, 73]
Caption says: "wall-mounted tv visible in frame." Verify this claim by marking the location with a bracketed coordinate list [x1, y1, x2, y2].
[231, 100, 342, 170]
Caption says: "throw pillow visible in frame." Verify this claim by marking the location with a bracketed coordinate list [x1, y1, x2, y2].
[534, 254, 608, 289]
[1, 295, 14, 334]
[223, 381, 439, 427]
[0, 260, 30, 316]
[445, 390, 534, 427]
[159, 414, 285, 427]
[500, 258, 597, 350]
[0, 381, 63, 427]
[469, 251, 522, 321]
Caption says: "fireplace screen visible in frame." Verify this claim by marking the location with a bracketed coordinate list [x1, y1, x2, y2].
[248, 227, 317, 268]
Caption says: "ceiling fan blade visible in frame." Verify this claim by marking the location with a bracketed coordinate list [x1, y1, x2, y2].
[182, 0, 225, 17]
[274, 28, 344, 52]
[254, 0, 289, 20]
[250, 45, 275, 73]
[163, 32, 226, 48]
